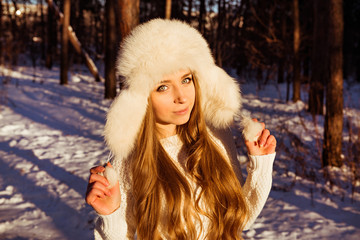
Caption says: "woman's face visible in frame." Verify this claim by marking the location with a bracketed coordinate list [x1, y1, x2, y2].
[150, 69, 195, 138]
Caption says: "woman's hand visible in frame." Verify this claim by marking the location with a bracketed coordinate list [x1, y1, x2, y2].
[85, 163, 121, 215]
[245, 119, 276, 156]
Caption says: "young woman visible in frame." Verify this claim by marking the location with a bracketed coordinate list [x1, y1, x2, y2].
[86, 19, 276, 240]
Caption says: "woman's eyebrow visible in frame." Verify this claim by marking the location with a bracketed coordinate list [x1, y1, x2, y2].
[160, 72, 192, 83]
[159, 80, 171, 84]
[182, 72, 192, 78]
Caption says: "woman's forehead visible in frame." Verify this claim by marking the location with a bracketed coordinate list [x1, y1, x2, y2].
[161, 69, 192, 81]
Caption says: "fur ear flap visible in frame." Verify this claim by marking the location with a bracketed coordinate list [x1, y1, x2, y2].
[199, 66, 242, 128]
[104, 90, 148, 160]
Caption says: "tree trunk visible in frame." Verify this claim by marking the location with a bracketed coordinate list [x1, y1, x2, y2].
[0, 0, 2, 66]
[117, 0, 139, 40]
[104, 0, 117, 99]
[94, 1, 103, 56]
[40, 0, 46, 60]
[277, 60, 284, 83]
[278, 10, 286, 84]
[46, 2, 55, 69]
[199, 0, 206, 34]
[60, 0, 70, 85]
[187, 0, 192, 22]
[46, 0, 104, 82]
[308, 0, 327, 116]
[165, 0, 172, 19]
[286, 70, 291, 102]
[292, 0, 301, 102]
[116, 0, 139, 90]
[323, 0, 344, 167]
[10, 1, 19, 65]
[216, 0, 224, 67]
[21, 1, 28, 47]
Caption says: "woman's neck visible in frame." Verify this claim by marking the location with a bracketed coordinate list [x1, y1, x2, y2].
[155, 123, 177, 139]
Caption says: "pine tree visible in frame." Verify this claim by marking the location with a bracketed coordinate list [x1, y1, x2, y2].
[323, 0, 344, 167]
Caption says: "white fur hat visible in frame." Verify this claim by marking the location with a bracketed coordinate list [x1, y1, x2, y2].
[104, 18, 242, 159]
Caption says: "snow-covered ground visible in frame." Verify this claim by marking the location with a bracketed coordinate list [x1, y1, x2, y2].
[0, 65, 359, 239]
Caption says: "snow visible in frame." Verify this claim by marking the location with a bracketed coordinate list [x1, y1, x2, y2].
[0, 65, 359, 239]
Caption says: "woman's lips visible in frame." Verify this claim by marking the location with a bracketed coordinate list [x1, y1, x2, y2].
[174, 107, 188, 115]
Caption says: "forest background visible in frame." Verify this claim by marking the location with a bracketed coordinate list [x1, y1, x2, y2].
[1, 0, 360, 168]
[0, 0, 359, 239]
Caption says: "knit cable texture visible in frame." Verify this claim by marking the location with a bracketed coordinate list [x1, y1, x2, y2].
[94, 132, 275, 239]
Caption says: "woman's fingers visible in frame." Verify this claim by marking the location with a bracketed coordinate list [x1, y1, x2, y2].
[90, 165, 105, 174]
[92, 181, 112, 196]
[258, 129, 270, 147]
[89, 172, 110, 187]
[86, 188, 107, 204]
[85, 164, 122, 215]
[86, 165, 112, 205]
[86, 180, 112, 206]
[245, 119, 276, 155]
[266, 134, 277, 148]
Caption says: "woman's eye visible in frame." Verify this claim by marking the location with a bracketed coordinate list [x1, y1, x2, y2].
[182, 77, 192, 84]
[157, 85, 168, 92]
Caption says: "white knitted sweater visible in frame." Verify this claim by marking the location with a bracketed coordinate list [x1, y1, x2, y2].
[94, 129, 275, 239]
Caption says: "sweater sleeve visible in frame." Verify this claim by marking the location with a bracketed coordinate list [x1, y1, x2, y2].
[94, 207, 130, 240]
[94, 156, 137, 240]
[209, 127, 275, 230]
[242, 153, 275, 230]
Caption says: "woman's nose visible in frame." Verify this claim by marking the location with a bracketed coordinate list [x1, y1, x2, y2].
[173, 87, 186, 104]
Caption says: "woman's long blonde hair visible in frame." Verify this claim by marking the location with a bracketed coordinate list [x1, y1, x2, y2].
[132, 74, 248, 239]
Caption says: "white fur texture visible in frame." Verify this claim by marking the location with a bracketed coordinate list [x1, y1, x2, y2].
[105, 19, 242, 160]
[103, 166, 118, 189]
[104, 90, 148, 159]
[241, 116, 263, 142]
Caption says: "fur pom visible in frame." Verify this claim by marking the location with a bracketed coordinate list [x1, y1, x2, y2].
[240, 116, 263, 142]
[103, 165, 118, 189]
